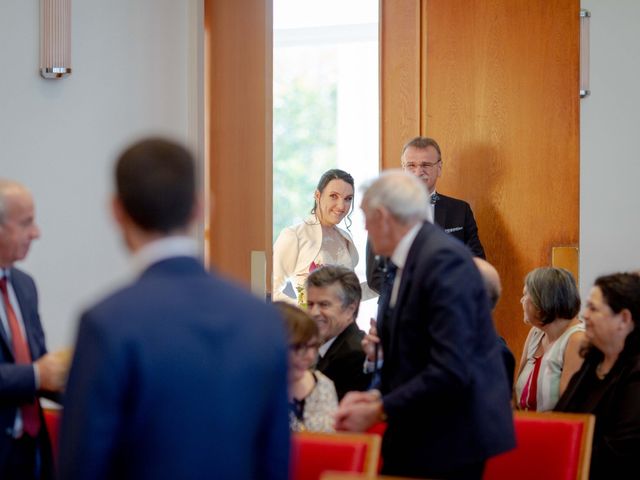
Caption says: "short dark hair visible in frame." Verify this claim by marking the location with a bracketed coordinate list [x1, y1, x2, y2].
[306, 265, 362, 319]
[401, 136, 442, 161]
[310, 169, 355, 229]
[595, 273, 640, 327]
[115, 138, 195, 233]
[273, 301, 318, 345]
[524, 267, 581, 325]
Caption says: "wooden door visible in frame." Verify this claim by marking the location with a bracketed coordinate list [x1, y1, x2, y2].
[382, 0, 580, 361]
[204, 0, 273, 291]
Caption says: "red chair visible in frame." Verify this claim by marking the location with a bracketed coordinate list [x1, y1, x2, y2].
[366, 421, 387, 472]
[366, 421, 387, 438]
[43, 407, 62, 465]
[484, 411, 595, 480]
[291, 431, 381, 480]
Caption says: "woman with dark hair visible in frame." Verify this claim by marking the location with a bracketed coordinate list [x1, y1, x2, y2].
[515, 267, 585, 411]
[274, 302, 338, 432]
[273, 169, 358, 305]
[555, 273, 640, 479]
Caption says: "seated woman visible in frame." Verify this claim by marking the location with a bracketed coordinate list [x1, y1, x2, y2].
[273, 169, 358, 305]
[274, 302, 338, 432]
[515, 267, 585, 411]
[555, 273, 640, 479]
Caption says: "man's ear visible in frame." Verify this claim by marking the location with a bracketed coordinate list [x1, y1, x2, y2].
[190, 195, 205, 224]
[111, 196, 125, 226]
[345, 301, 357, 318]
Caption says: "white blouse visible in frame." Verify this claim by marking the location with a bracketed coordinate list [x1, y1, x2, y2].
[272, 216, 358, 304]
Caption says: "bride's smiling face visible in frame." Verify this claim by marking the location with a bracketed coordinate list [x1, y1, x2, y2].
[315, 179, 354, 227]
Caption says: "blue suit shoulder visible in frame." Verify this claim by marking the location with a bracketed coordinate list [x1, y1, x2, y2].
[80, 257, 285, 346]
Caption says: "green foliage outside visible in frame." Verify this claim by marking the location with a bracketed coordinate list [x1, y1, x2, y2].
[273, 70, 337, 242]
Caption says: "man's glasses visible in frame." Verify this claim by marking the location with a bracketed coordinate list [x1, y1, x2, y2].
[402, 160, 441, 171]
[289, 341, 320, 356]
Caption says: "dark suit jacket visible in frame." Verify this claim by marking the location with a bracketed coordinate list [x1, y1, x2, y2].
[378, 223, 514, 478]
[59, 256, 290, 480]
[0, 268, 55, 479]
[316, 322, 371, 401]
[366, 192, 485, 293]
[555, 341, 640, 480]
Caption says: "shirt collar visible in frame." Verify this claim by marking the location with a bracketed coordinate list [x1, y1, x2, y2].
[131, 236, 199, 276]
[318, 335, 337, 358]
[390, 222, 422, 270]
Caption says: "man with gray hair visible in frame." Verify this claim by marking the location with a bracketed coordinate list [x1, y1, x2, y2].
[0, 180, 67, 480]
[306, 266, 371, 400]
[335, 170, 514, 479]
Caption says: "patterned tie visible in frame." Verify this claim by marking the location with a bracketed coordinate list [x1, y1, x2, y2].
[0, 276, 41, 437]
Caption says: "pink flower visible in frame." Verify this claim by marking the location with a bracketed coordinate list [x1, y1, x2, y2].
[309, 262, 321, 273]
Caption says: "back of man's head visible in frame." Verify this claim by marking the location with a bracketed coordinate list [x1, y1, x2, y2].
[116, 138, 195, 233]
[474, 257, 502, 310]
[362, 170, 429, 225]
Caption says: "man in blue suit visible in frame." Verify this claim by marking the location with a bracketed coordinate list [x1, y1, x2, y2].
[336, 170, 514, 479]
[0, 180, 68, 480]
[59, 139, 290, 480]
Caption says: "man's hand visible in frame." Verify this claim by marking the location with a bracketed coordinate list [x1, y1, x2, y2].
[334, 390, 384, 432]
[35, 352, 69, 392]
[361, 318, 382, 362]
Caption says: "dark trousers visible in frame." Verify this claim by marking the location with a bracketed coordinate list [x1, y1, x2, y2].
[3, 435, 40, 480]
[382, 456, 485, 480]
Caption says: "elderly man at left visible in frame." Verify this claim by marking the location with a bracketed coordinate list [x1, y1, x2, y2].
[0, 180, 67, 480]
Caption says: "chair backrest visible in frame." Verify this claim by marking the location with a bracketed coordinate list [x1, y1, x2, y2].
[484, 411, 595, 480]
[320, 473, 415, 480]
[43, 407, 61, 465]
[291, 431, 381, 480]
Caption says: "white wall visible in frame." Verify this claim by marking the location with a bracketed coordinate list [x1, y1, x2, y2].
[580, 0, 640, 296]
[0, 1, 203, 349]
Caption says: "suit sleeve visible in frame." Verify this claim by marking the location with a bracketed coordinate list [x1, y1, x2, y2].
[0, 272, 43, 403]
[592, 369, 640, 475]
[272, 227, 299, 304]
[382, 252, 482, 416]
[365, 238, 386, 295]
[59, 312, 129, 480]
[463, 203, 485, 259]
[255, 312, 291, 480]
[0, 364, 37, 402]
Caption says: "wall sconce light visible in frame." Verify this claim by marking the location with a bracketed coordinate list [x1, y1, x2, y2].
[580, 9, 590, 98]
[40, 0, 72, 79]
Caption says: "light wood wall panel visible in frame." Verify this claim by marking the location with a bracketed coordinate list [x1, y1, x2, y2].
[380, 0, 423, 169]
[204, 0, 272, 288]
[425, 0, 580, 359]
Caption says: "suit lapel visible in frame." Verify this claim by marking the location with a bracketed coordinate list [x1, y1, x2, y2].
[318, 323, 352, 370]
[11, 270, 41, 360]
[434, 198, 446, 228]
[0, 307, 11, 357]
[386, 225, 428, 360]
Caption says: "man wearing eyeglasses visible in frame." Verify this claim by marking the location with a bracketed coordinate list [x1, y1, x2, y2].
[366, 136, 485, 293]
